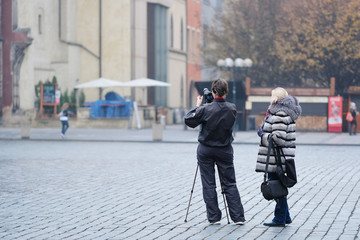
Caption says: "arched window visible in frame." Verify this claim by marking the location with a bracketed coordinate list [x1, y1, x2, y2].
[37, 7, 45, 36]
[12, 0, 18, 30]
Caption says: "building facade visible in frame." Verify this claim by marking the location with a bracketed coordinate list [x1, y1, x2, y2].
[1, 0, 32, 124]
[0, 0, 202, 126]
[75, 0, 132, 102]
[187, 0, 201, 108]
[1, 0, 133, 125]
[168, 0, 186, 108]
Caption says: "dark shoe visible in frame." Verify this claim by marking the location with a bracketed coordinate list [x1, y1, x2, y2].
[263, 221, 285, 227]
[286, 220, 292, 224]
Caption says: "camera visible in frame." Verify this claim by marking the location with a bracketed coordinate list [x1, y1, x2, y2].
[203, 88, 214, 104]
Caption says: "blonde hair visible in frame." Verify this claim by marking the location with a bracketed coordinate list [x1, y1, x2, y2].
[271, 87, 288, 104]
[351, 102, 356, 109]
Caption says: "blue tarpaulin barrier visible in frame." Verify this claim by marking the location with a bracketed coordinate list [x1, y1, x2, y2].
[86, 92, 132, 118]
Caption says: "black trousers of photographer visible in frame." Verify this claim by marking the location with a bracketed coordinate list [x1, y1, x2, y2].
[197, 143, 245, 223]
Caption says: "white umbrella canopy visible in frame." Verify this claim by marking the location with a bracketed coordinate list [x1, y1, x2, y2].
[74, 77, 125, 100]
[122, 78, 171, 87]
[121, 78, 170, 129]
[74, 77, 124, 89]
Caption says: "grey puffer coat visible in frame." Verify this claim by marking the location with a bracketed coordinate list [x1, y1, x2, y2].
[255, 95, 302, 173]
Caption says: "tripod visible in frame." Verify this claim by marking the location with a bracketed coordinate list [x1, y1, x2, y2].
[184, 164, 230, 224]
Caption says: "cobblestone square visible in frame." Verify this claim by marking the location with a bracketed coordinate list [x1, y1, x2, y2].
[0, 140, 359, 239]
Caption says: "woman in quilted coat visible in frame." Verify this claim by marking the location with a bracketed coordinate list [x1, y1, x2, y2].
[256, 87, 302, 227]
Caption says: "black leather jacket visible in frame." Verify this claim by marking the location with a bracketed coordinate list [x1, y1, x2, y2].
[184, 99, 236, 147]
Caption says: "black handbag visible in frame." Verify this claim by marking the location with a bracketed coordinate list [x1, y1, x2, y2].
[260, 135, 288, 201]
[275, 148, 297, 188]
[261, 180, 288, 201]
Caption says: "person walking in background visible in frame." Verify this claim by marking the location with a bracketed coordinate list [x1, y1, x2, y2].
[58, 103, 70, 139]
[256, 87, 302, 227]
[349, 102, 358, 136]
[184, 78, 246, 225]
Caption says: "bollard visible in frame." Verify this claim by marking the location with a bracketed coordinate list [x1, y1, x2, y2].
[21, 113, 31, 139]
[160, 115, 166, 128]
[152, 123, 163, 141]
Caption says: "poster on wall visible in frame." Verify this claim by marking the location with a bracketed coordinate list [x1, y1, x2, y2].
[42, 84, 56, 104]
[328, 96, 343, 132]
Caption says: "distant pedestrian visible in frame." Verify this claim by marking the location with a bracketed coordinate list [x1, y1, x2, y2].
[58, 103, 70, 139]
[348, 102, 358, 135]
[256, 87, 302, 227]
[185, 78, 246, 225]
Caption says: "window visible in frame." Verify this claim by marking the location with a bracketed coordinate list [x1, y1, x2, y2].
[187, 28, 190, 55]
[38, 14, 42, 34]
[170, 15, 173, 48]
[191, 30, 194, 61]
[192, 30, 196, 62]
[181, 76, 184, 106]
[181, 19, 184, 51]
[147, 3, 168, 106]
[203, 24, 208, 47]
[12, 0, 18, 30]
[197, 31, 200, 63]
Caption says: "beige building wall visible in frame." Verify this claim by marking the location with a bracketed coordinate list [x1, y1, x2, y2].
[76, 0, 132, 102]
[17, 0, 184, 114]
[17, 0, 132, 113]
[168, 0, 187, 108]
[18, 0, 80, 110]
[76, 0, 100, 102]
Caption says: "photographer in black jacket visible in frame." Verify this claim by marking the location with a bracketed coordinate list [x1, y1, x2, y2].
[184, 78, 245, 225]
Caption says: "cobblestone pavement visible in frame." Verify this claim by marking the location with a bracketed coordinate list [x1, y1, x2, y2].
[1, 125, 360, 146]
[0, 140, 359, 240]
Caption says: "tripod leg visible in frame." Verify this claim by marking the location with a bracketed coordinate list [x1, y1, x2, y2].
[184, 164, 199, 222]
[216, 164, 230, 224]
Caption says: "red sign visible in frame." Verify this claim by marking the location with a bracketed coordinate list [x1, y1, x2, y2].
[328, 96, 343, 132]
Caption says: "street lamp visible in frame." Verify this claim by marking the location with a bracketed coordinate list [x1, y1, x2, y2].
[217, 57, 253, 131]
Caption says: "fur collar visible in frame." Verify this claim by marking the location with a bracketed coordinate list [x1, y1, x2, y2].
[269, 96, 302, 121]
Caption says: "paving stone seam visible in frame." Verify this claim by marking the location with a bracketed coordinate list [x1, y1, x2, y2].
[270, 164, 342, 240]
[326, 173, 360, 239]
[306, 165, 359, 239]
[288, 163, 351, 239]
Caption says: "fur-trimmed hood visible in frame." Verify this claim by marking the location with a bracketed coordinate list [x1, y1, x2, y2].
[269, 95, 302, 121]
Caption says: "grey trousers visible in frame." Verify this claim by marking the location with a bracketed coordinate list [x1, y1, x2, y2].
[197, 143, 245, 223]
